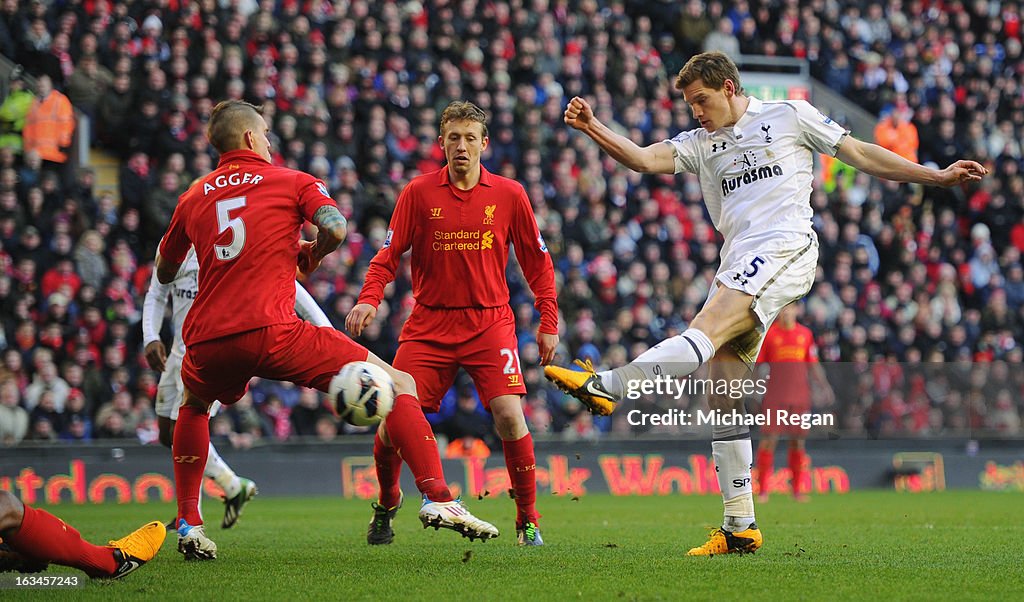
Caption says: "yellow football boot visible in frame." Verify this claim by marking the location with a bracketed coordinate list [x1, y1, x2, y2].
[543, 359, 618, 416]
[686, 525, 763, 556]
[104, 521, 167, 579]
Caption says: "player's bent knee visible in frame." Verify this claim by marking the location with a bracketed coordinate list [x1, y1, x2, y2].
[490, 401, 520, 425]
[390, 370, 417, 397]
[489, 396, 528, 439]
[182, 389, 214, 413]
[0, 491, 25, 535]
[691, 290, 760, 347]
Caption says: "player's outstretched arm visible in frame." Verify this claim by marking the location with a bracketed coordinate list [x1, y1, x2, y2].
[564, 96, 676, 174]
[836, 136, 987, 186]
[299, 205, 348, 276]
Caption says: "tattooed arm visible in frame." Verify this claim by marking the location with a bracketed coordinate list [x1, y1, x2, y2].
[298, 205, 348, 276]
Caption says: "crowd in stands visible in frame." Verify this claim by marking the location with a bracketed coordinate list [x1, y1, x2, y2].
[0, 0, 1022, 449]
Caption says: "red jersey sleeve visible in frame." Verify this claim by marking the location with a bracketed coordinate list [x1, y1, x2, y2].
[295, 172, 335, 222]
[357, 185, 416, 308]
[509, 185, 558, 334]
[159, 194, 191, 264]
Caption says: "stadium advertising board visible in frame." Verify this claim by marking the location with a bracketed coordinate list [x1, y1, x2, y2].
[2, 441, 1021, 504]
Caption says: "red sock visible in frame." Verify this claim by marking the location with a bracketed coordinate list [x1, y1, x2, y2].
[502, 433, 538, 525]
[374, 430, 403, 508]
[788, 447, 805, 496]
[173, 405, 211, 526]
[7, 505, 117, 577]
[756, 448, 774, 496]
[385, 394, 453, 502]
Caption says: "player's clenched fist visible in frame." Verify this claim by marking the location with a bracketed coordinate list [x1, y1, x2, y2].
[345, 303, 377, 337]
[564, 96, 595, 131]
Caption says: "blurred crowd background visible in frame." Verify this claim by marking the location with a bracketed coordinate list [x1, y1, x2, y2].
[0, 0, 1022, 451]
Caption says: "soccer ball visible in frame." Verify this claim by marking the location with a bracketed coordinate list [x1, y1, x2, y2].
[329, 361, 395, 426]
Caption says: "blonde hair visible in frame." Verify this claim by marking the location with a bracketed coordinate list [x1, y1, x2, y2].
[675, 51, 744, 94]
[440, 101, 488, 138]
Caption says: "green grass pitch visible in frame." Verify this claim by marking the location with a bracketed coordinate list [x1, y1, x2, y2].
[5, 491, 1022, 600]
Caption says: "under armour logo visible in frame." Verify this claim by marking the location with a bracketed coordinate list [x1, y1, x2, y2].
[732, 273, 749, 286]
[711, 142, 727, 153]
[761, 123, 772, 143]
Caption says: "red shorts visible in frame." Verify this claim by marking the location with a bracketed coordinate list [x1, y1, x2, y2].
[761, 395, 812, 437]
[394, 305, 526, 412]
[182, 320, 369, 404]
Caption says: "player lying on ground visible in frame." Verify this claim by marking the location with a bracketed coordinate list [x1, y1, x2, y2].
[157, 100, 496, 561]
[347, 101, 559, 546]
[0, 491, 165, 579]
[545, 51, 985, 556]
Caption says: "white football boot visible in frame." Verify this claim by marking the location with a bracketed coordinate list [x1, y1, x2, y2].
[418, 496, 499, 541]
[177, 520, 218, 560]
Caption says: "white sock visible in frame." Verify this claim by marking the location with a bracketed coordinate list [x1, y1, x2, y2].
[205, 442, 242, 499]
[598, 328, 716, 398]
[713, 438, 756, 532]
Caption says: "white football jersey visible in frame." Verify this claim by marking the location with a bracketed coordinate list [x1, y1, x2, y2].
[143, 249, 200, 361]
[664, 97, 847, 264]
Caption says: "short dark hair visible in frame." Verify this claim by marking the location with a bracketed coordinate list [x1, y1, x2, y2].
[206, 100, 263, 154]
[675, 51, 744, 94]
[440, 101, 488, 138]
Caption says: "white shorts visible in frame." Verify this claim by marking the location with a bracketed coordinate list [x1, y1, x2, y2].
[707, 233, 818, 365]
[155, 353, 220, 420]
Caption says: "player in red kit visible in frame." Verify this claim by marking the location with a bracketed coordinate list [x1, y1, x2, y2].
[755, 303, 833, 502]
[347, 101, 559, 546]
[157, 101, 497, 560]
[0, 491, 165, 579]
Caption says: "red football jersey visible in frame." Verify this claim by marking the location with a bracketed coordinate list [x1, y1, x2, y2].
[159, 150, 334, 345]
[758, 321, 818, 403]
[358, 166, 558, 334]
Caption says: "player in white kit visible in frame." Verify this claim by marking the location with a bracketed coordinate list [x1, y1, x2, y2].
[143, 248, 333, 528]
[545, 51, 986, 555]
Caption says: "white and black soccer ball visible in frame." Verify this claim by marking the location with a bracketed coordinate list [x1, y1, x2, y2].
[329, 361, 395, 426]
